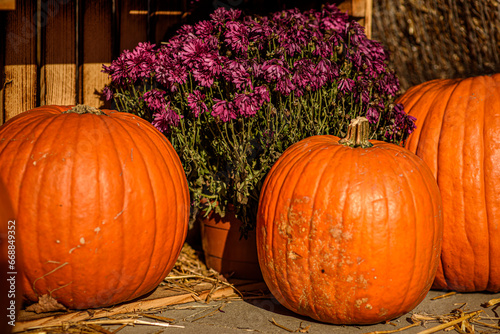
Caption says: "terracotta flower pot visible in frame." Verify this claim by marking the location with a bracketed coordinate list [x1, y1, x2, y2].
[200, 207, 262, 281]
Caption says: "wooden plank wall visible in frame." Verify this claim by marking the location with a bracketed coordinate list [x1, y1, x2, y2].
[0, 0, 371, 124]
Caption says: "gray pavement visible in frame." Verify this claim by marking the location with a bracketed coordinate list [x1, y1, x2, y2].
[110, 289, 500, 334]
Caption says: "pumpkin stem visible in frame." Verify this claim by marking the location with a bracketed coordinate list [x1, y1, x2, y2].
[63, 104, 107, 116]
[339, 117, 374, 148]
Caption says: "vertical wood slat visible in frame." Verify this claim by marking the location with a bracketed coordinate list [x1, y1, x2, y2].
[337, 0, 372, 39]
[40, 0, 76, 106]
[0, 0, 15, 10]
[2, 0, 37, 121]
[119, 0, 148, 52]
[82, 0, 112, 108]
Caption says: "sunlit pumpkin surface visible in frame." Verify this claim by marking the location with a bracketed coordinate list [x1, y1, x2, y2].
[0, 105, 190, 309]
[399, 73, 500, 293]
[257, 127, 443, 325]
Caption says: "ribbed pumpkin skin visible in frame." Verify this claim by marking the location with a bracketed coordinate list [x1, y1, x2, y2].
[398, 73, 500, 292]
[1, 179, 16, 333]
[0, 105, 190, 309]
[257, 135, 443, 325]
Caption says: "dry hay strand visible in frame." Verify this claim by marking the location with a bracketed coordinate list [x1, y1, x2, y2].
[13, 243, 266, 334]
[361, 295, 500, 334]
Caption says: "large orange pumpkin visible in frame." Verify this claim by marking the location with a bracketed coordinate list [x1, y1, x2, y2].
[0, 105, 190, 309]
[257, 117, 443, 325]
[0, 179, 18, 333]
[398, 73, 500, 292]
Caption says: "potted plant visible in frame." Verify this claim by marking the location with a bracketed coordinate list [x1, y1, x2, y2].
[101, 4, 416, 279]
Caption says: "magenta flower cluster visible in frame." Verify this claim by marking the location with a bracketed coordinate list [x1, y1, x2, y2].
[102, 4, 415, 140]
[102, 4, 416, 232]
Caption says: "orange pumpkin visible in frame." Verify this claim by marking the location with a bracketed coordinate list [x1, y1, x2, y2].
[0, 105, 190, 309]
[398, 73, 500, 292]
[0, 179, 17, 333]
[257, 117, 443, 324]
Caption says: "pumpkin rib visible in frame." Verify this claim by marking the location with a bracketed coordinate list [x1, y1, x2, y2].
[138, 119, 189, 288]
[399, 81, 442, 154]
[0, 112, 50, 209]
[397, 144, 441, 312]
[439, 78, 479, 290]
[117, 116, 173, 301]
[107, 116, 159, 300]
[463, 76, 487, 291]
[366, 146, 415, 315]
[277, 141, 317, 311]
[101, 113, 149, 304]
[389, 147, 431, 313]
[484, 75, 500, 292]
[341, 146, 361, 322]
[433, 80, 464, 290]
[303, 140, 344, 319]
[260, 138, 319, 311]
[134, 120, 185, 297]
[138, 123, 186, 284]
[69, 117, 84, 305]
[26, 114, 70, 300]
[114, 113, 188, 299]
[93, 115, 128, 302]
[89, 115, 104, 302]
[415, 81, 453, 172]
[418, 80, 463, 289]
[475, 75, 492, 291]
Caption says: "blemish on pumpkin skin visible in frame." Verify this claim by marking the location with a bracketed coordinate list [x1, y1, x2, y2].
[69, 245, 81, 254]
[288, 251, 302, 260]
[114, 210, 124, 220]
[355, 298, 368, 309]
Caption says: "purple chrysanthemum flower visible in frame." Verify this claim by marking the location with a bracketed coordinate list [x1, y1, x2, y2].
[292, 58, 317, 91]
[225, 21, 250, 55]
[125, 42, 156, 82]
[187, 90, 208, 117]
[102, 54, 128, 84]
[193, 66, 215, 87]
[234, 93, 261, 117]
[155, 47, 188, 91]
[212, 99, 237, 122]
[338, 77, 355, 93]
[261, 59, 290, 81]
[366, 107, 379, 124]
[194, 20, 214, 37]
[210, 7, 242, 26]
[102, 86, 113, 101]
[223, 59, 252, 90]
[320, 4, 349, 32]
[276, 76, 296, 96]
[142, 89, 167, 113]
[180, 38, 209, 67]
[379, 72, 400, 96]
[254, 85, 270, 104]
[151, 101, 183, 133]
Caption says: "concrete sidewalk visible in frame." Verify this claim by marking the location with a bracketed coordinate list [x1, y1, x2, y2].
[111, 289, 500, 334]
